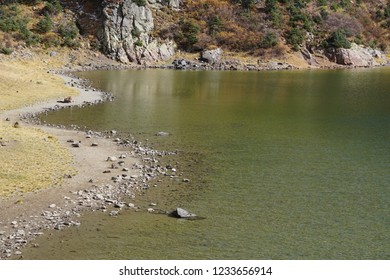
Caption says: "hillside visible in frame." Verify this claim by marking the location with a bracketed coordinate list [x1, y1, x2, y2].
[0, 0, 389, 68]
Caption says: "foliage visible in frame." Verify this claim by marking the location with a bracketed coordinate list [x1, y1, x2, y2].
[175, 19, 200, 52]
[325, 29, 351, 49]
[133, 0, 147, 6]
[286, 27, 305, 51]
[35, 15, 53, 34]
[1, 47, 13, 55]
[58, 23, 79, 47]
[260, 32, 278, 49]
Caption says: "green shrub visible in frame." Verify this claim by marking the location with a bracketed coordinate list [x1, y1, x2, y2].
[42, 0, 62, 15]
[1, 47, 13, 55]
[134, 39, 143, 47]
[35, 15, 52, 34]
[326, 29, 351, 49]
[133, 0, 146, 6]
[260, 32, 278, 48]
[286, 27, 305, 51]
[58, 23, 79, 47]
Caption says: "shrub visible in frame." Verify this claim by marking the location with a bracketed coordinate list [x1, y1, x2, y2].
[133, 0, 146, 6]
[35, 15, 53, 34]
[42, 0, 62, 15]
[326, 29, 351, 49]
[286, 27, 305, 51]
[0, 47, 13, 55]
[58, 23, 79, 47]
[260, 32, 278, 48]
[134, 39, 143, 47]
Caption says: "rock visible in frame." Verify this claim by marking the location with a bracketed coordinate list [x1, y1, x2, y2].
[147, 208, 155, 213]
[50, 51, 57, 57]
[169, 208, 198, 219]
[149, 203, 157, 206]
[201, 48, 223, 64]
[17, 229, 25, 236]
[109, 211, 119, 216]
[63, 96, 73, 103]
[128, 203, 135, 208]
[91, 142, 98, 147]
[326, 43, 388, 67]
[155, 131, 170, 137]
[182, 178, 190, 183]
[99, 0, 176, 64]
[72, 142, 81, 148]
[11, 221, 18, 226]
[106, 156, 117, 162]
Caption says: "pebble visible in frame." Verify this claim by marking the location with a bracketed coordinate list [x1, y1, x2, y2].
[107, 156, 117, 162]
[91, 143, 98, 147]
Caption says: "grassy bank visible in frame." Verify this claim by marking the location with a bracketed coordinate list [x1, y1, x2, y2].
[0, 57, 77, 197]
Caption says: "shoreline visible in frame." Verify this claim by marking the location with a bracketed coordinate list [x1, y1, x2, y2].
[1, 52, 389, 260]
[0, 70, 175, 260]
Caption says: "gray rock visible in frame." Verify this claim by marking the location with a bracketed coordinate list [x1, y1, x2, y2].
[169, 208, 197, 219]
[156, 131, 170, 137]
[99, 0, 176, 64]
[326, 43, 388, 67]
[107, 156, 117, 162]
[201, 48, 223, 64]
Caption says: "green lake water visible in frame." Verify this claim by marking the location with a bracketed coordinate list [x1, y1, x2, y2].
[23, 68, 390, 259]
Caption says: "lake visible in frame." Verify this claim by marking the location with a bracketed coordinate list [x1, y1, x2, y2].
[23, 68, 390, 259]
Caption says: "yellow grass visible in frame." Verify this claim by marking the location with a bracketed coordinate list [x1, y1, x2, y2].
[0, 57, 78, 197]
[0, 58, 77, 111]
[0, 121, 76, 197]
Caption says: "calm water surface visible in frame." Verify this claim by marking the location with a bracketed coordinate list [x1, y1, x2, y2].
[24, 68, 390, 259]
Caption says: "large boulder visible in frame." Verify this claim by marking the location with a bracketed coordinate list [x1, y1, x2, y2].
[326, 43, 388, 67]
[99, 0, 177, 64]
[201, 48, 223, 64]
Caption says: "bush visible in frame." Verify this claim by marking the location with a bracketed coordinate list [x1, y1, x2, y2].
[286, 27, 305, 51]
[58, 23, 79, 47]
[42, 0, 62, 15]
[133, 0, 146, 6]
[326, 29, 351, 49]
[0, 47, 13, 55]
[260, 32, 278, 48]
[35, 15, 52, 34]
[175, 19, 200, 52]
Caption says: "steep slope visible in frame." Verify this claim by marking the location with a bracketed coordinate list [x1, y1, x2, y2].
[0, 0, 389, 67]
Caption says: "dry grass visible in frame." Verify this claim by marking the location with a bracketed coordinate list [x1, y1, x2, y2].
[0, 58, 77, 111]
[0, 56, 79, 197]
[0, 121, 76, 197]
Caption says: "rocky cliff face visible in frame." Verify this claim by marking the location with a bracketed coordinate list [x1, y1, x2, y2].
[98, 0, 177, 64]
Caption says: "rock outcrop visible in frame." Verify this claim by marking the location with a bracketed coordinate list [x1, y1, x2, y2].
[326, 43, 388, 67]
[99, 0, 177, 64]
[201, 48, 223, 64]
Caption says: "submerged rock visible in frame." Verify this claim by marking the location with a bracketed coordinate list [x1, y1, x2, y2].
[169, 208, 200, 220]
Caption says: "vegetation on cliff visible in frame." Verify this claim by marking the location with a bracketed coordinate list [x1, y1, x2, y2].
[0, 0, 389, 62]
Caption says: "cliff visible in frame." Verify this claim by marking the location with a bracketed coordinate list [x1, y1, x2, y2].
[0, 0, 389, 68]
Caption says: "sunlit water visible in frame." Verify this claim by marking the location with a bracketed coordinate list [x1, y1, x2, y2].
[22, 68, 390, 259]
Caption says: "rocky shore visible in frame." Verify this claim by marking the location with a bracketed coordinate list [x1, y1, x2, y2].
[0, 70, 184, 260]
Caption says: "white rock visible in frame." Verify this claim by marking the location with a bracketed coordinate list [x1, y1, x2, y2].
[106, 156, 117, 162]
